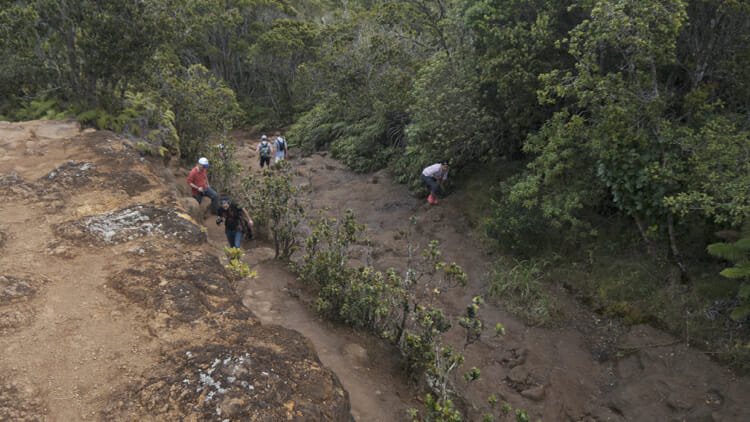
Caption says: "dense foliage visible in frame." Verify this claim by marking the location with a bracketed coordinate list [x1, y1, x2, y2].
[2, 0, 749, 366]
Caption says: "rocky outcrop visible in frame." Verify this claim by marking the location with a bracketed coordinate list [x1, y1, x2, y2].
[0, 120, 352, 421]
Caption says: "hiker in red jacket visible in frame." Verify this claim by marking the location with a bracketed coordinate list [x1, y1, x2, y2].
[187, 157, 219, 215]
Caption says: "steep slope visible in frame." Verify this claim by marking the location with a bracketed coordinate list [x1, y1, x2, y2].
[276, 149, 750, 421]
[0, 120, 352, 421]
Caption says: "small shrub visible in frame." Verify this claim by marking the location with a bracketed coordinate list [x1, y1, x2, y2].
[240, 161, 304, 259]
[223, 247, 256, 289]
[489, 258, 562, 326]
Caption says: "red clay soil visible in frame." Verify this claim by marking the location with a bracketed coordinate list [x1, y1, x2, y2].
[220, 129, 750, 422]
[3, 120, 749, 422]
[0, 120, 352, 421]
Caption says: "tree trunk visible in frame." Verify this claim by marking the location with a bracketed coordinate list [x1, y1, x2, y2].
[633, 215, 656, 256]
[394, 298, 409, 346]
[667, 212, 689, 280]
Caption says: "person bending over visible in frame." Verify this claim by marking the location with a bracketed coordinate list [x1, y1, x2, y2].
[421, 161, 449, 205]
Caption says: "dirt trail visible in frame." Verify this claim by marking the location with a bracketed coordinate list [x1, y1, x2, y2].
[221, 132, 750, 421]
[196, 149, 419, 421]
[228, 244, 415, 422]
[4, 119, 747, 421]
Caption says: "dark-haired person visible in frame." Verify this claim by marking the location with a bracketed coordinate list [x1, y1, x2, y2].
[216, 198, 254, 248]
[421, 162, 449, 205]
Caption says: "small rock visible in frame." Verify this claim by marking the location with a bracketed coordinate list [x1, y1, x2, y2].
[220, 398, 244, 418]
[520, 385, 546, 401]
[507, 365, 530, 385]
[342, 343, 368, 366]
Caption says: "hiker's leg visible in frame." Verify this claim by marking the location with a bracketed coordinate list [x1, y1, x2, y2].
[204, 187, 219, 214]
[421, 174, 441, 195]
[232, 230, 243, 248]
[225, 229, 242, 248]
[193, 193, 204, 204]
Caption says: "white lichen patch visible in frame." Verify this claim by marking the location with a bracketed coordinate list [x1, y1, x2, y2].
[80, 205, 198, 244]
[85, 206, 157, 243]
[194, 352, 259, 403]
[46, 160, 95, 180]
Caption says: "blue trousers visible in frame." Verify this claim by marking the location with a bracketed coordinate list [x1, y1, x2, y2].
[193, 187, 219, 214]
[421, 174, 443, 195]
[225, 229, 243, 248]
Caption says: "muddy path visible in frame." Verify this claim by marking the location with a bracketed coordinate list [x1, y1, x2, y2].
[200, 231, 418, 422]
[214, 132, 750, 421]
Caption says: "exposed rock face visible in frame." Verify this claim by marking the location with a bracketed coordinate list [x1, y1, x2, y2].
[0, 120, 352, 421]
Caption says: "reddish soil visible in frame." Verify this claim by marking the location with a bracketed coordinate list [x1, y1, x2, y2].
[217, 130, 750, 422]
[2, 120, 749, 422]
[0, 121, 351, 421]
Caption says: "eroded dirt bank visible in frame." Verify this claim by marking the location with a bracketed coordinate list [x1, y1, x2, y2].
[214, 130, 750, 422]
[0, 120, 352, 421]
[4, 120, 749, 422]
[286, 152, 750, 421]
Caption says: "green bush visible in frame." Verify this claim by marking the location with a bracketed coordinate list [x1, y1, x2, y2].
[7, 95, 70, 121]
[203, 140, 243, 196]
[288, 97, 347, 154]
[239, 161, 304, 258]
[486, 198, 552, 257]
[488, 258, 562, 326]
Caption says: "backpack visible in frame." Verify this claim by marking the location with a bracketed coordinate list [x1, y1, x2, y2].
[277, 137, 286, 152]
[259, 142, 271, 158]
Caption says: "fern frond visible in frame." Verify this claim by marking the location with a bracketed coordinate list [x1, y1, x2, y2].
[734, 237, 750, 250]
[707, 243, 747, 262]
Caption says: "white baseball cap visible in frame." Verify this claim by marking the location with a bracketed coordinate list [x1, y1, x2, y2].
[261, 135, 267, 140]
[198, 157, 209, 167]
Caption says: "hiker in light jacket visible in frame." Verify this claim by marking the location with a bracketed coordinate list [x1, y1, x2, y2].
[421, 161, 449, 205]
[273, 131, 287, 163]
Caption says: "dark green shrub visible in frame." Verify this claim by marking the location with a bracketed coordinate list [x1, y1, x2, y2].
[486, 198, 552, 257]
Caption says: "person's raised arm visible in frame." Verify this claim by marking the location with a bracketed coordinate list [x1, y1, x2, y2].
[242, 208, 254, 227]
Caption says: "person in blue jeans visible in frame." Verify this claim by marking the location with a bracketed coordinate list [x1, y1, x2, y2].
[187, 157, 219, 214]
[421, 161, 449, 204]
[216, 198, 254, 248]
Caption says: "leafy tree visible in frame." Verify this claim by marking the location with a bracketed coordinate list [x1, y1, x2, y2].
[291, 7, 427, 170]
[161, 64, 242, 160]
[22, 0, 169, 108]
[506, 0, 750, 275]
[462, 0, 573, 158]
[239, 161, 304, 259]
[248, 19, 319, 122]
[0, 4, 48, 112]
[398, 53, 500, 187]
[172, 0, 292, 103]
